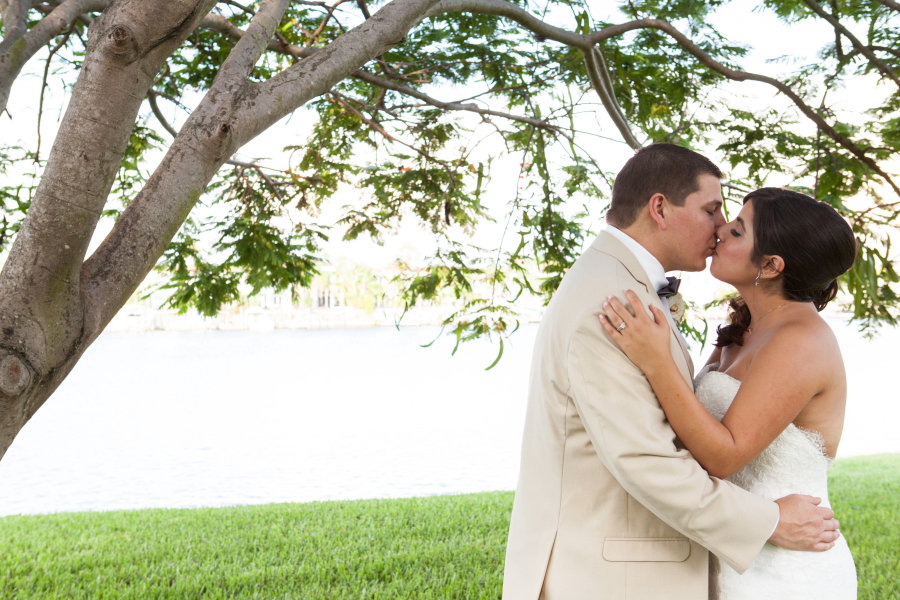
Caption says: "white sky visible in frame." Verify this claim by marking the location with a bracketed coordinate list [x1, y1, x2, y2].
[0, 0, 896, 307]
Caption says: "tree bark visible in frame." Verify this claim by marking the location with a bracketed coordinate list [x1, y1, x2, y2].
[0, 0, 217, 460]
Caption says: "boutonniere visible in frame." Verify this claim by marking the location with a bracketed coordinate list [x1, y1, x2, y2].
[668, 292, 686, 323]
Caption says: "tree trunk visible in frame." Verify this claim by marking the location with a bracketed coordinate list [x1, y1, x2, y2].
[0, 0, 439, 460]
[0, 0, 218, 460]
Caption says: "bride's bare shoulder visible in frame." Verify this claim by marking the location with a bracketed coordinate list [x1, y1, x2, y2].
[768, 311, 843, 370]
[781, 310, 839, 346]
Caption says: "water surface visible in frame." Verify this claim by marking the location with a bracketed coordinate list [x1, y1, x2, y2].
[0, 320, 896, 516]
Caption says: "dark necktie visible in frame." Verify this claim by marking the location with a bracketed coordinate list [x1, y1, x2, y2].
[657, 276, 681, 298]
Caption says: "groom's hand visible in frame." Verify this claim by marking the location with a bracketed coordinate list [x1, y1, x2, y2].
[769, 494, 841, 552]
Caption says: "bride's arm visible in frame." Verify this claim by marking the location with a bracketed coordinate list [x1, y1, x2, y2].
[704, 345, 723, 368]
[600, 290, 825, 479]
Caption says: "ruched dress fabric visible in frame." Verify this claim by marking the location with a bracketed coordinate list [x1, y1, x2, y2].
[695, 363, 858, 600]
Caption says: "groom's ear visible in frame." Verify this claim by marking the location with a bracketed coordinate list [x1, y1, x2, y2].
[647, 193, 669, 230]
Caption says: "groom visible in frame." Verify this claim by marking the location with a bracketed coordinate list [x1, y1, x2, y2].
[502, 143, 840, 599]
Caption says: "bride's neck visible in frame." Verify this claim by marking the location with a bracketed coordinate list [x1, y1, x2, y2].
[736, 286, 793, 322]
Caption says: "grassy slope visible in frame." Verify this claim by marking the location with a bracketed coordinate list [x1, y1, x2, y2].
[0, 454, 896, 599]
[0, 492, 512, 599]
[829, 454, 900, 599]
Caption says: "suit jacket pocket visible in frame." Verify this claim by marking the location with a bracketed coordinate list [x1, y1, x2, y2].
[602, 537, 691, 562]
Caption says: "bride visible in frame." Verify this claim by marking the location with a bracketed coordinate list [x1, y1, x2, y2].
[599, 187, 858, 599]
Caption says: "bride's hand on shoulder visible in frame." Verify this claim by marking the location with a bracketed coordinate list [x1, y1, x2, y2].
[599, 290, 673, 374]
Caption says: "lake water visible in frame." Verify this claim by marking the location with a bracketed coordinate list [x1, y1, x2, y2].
[0, 319, 898, 517]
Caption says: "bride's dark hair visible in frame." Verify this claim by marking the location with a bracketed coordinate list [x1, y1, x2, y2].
[715, 188, 858, 347]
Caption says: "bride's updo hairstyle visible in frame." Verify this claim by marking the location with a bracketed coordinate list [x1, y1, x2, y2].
[715, 188, 857, 347]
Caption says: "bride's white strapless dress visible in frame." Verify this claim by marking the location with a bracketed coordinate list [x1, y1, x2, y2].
[695, 363, 858, 600]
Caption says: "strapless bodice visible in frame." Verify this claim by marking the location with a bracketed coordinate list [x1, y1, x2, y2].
[694, 363, 833, 502]
[693, 362, 857, 600]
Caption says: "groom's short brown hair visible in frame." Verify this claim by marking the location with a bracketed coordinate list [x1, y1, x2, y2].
[607, 143, 722, 228]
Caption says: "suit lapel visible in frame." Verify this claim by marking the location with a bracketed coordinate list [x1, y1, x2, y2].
[660, 299, 695, 381]
[591, 232, 694, 384]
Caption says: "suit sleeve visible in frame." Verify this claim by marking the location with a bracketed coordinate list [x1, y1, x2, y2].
[567, 303, 779, 573]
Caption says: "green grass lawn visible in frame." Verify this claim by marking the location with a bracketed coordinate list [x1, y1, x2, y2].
[0, 454, 896, 599]
[828, 454, 900, 599]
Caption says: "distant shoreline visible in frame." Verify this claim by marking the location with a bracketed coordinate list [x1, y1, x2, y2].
[105, 304, 545, 333]
[105, 303, 855, 333]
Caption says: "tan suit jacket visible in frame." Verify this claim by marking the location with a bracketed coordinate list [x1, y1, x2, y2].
[502, 232, 779, 600]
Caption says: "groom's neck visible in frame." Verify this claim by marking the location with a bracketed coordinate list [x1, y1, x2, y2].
[618, 222, 674, 271]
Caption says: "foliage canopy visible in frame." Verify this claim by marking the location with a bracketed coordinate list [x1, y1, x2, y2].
[1, 0, 899, 356]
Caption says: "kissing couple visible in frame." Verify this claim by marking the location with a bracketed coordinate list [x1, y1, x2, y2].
[503, 143, 858, 599]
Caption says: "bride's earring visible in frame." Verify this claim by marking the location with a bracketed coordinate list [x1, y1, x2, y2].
[755, 272, 761, 286]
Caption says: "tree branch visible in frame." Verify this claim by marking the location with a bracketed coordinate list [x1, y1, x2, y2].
[592, 46, 628, 121]
[147, 89, 179, 137]
[330, 91, 398, 140]
[82, 0, 441, 335]
[425, 0, 900, 198]
[417, 2, 646, 148]
[202, 0, 900, 199]
[10, 2, 326, 110]
[32, 2, 96, 27]
[243, 0, 440, 142]
[424, 0, 584, 46]
[0, 0, 112, 113]
[210, 19, 561, 134]
[0, 0, 29, 56]
[304, 0, 351, 46]
[215, 0, 292, 84]
[800, 0, 900, 87]
[722, 182, 754, 195]
[35, 23, 74, 161]
[330, 90, 460, 198]
[150, 87, 285, 197]
[844, 44, 900, 62]
[873, 0, 900, 13]
[220, 0, 254, 16]
[353, 68, 560, 132]
[583, 46, 641, 150]
[829, 0, 844, 61]
[199, 12, 315, 58]
[610, 20, 900, 198]
[226, 158, 286, 200]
